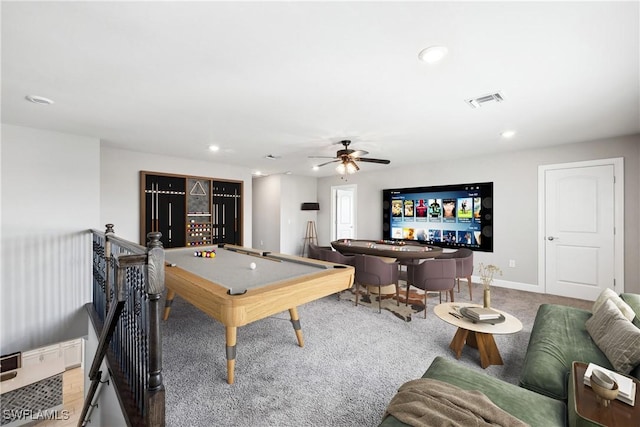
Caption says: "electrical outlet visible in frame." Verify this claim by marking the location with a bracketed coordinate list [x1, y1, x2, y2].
[509, 259, 516, 268]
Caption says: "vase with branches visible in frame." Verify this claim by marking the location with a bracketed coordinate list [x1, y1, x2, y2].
[479, 263, 502, 308]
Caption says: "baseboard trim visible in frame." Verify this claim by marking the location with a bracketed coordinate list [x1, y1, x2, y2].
[470, 275, 543, 294]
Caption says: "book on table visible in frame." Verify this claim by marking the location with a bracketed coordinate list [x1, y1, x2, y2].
[465, 307, 501, 320]
[583, 363, 636, 406]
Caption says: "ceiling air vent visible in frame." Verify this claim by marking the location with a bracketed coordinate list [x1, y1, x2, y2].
[465, 92, 504, 109]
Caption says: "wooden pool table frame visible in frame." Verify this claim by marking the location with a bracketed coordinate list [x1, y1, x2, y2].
[162, 245, 354, 384]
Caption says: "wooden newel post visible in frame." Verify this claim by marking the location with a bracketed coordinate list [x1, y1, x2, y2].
[104, 224, 115, 313]
[145, 231, 165, 426]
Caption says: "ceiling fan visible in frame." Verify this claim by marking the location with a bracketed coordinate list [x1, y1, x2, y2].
[309, 140, 391, 174]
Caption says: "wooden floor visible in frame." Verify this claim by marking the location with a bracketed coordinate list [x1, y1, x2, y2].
[30, 367, 84, 427]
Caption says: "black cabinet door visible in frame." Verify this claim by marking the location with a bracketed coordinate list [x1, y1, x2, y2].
[212, 181, 242, 245]
[144, 175, 186, 248]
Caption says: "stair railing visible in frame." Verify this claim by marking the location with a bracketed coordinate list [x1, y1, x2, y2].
[81, 224, 165, 426]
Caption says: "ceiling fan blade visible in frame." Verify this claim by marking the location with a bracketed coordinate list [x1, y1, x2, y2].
[354, 157, 391, 165]
[350, 150, 369, 157]
[308, 155, 337, 159]
[316, 159, 341, 167]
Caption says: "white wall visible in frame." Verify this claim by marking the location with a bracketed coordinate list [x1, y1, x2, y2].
[280, 175, 318, 255]
[252, 174, 318, 255]
[252, 175, 281, 251]
[100, 146, 253, 246]
[1, 125, 100, 353]
[316, 134, 640, 294]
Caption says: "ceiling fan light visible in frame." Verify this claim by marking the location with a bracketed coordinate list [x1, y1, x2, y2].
[336, 163, 346, 174]
[346, 161, 357, 174]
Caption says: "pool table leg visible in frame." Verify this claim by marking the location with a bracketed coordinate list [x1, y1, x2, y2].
[289, 307, 305, 347]
[163, 289, 176, 320]
[225, 326, 237, 384]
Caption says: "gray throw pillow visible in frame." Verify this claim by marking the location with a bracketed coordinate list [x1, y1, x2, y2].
[586, 298, 640, 374]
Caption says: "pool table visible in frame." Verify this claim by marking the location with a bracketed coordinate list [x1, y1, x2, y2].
[162, 245, 354, 384]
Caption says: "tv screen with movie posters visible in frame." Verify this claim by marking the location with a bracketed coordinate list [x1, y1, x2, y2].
[382, 182, 493, 252]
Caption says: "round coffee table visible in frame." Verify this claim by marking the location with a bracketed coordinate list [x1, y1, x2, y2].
[433, 302, 523, 369]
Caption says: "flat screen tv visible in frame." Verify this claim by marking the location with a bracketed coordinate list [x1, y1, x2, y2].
[382, 182, 493, 252]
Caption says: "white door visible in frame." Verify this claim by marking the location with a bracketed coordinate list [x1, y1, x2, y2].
[541, 160, 622, 300]
[333, 186, 356, 240]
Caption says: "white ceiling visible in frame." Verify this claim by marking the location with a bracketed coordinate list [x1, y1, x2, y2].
[2, 1, 639, 177]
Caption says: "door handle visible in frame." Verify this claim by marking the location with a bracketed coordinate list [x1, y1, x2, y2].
[547, 236, 559, 241]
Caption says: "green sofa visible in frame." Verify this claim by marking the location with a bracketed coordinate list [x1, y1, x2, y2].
[379, 356, 566, 427]
[379, 292, 640, 427]
[519, 293, 640, 400]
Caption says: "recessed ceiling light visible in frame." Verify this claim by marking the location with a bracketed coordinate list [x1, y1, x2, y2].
[312, 166, 320, 171]
[25, 95, 54, 105]
[501, 130, 517, 139]
[253, 171, 262, 176]
[418, 46, 448, 64]
[208, 145, 220, 152]
[284, 171, 292, 175]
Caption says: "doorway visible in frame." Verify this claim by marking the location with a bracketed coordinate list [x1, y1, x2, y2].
[331, 184, 356, 241]
[538, 158, 624, 300]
